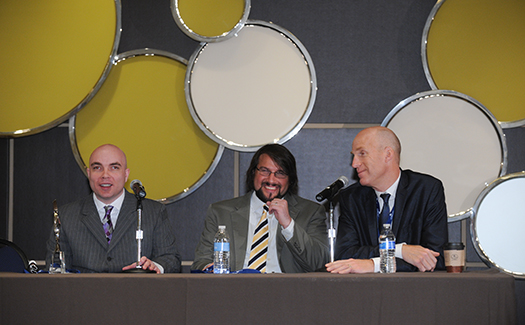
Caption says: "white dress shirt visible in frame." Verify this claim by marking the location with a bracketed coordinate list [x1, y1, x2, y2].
[93, 190, 125, 227]
[371, 173, 406, 273]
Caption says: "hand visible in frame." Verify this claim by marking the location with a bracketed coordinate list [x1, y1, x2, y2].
[402, 245, 439, 272]
[325, 258, 374, 274]
[203, 263, 213, 272]
[267, 198, 292, 229]
[122, 256, 160, 274]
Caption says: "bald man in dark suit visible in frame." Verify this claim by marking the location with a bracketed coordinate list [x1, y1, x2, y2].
[326, 127, 448, 273]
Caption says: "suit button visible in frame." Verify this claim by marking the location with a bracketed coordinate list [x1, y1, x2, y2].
[107, 257, 112, 261]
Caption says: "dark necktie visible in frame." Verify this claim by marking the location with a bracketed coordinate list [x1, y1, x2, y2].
[379, 193, 391, 232]
[103, 205, 114, 243]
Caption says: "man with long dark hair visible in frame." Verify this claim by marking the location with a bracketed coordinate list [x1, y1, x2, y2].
[192, 144, 328, 273]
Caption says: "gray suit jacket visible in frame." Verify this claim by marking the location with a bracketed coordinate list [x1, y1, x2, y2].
[46, 191, 181, 273]
[191, 191, 329, 273]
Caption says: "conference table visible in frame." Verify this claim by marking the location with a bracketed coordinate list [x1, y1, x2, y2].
[0, 269, 516, 324]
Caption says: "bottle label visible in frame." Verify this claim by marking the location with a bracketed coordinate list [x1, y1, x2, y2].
[379, 241, 395, 250]
[214, 242, 230, 252]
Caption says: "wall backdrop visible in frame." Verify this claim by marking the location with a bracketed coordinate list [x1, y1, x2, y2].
[2, 0, 525, 285]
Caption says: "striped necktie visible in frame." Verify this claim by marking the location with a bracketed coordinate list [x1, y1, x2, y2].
[247, 205, 269, 272]
[103, 205, 114, 243]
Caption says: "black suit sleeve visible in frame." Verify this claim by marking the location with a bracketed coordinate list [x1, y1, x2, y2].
[335, 188, 379, 260]
[414, 178, 448, 271]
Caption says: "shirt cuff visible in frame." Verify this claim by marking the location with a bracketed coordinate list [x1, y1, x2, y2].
[395, 243, 406, 259]
[372, 257, 380, 273]
[373, 243, 405, 273]
[281, 219, 295, 241]
[153, 261, 164, 274]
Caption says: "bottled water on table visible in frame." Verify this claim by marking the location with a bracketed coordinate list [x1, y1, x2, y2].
[379, 223, 396, 273]
[213, 225, 230, 274]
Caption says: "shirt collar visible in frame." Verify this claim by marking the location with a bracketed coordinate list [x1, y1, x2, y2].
[374, 172, 401, 200]
[250, 191, 266, 215]
[92, 189, 126, 213]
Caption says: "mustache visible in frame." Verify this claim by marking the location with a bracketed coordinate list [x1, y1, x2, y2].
[255, 182, 284, 202]
[263, 181, 281, 188]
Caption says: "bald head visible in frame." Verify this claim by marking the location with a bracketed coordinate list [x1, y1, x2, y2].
[351, 126, 401, 192]
[89, 144, 128, 168]
[365, 126, 401, 164]
[87, 144, 130, 204]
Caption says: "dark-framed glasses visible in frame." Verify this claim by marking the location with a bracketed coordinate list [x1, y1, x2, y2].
[256, 167, 288, 179]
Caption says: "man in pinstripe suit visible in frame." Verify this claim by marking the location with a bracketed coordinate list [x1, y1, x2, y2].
[45, 144, 180, 273]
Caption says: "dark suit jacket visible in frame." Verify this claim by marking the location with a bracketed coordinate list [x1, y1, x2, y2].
[335, 169, 448, 271]
[46, 191, 181, 273]
[191, 191, 329, 273]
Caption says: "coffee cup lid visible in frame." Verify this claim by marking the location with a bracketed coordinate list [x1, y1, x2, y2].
[444, 242, 465, 250]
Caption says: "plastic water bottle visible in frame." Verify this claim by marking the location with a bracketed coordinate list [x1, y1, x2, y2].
[379, 223, 396, 273]
[213, 225, 230, 274]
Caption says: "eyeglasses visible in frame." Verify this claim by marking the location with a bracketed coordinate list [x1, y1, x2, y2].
[256, 167, 288, 179]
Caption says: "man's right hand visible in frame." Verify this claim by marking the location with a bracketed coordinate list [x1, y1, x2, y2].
[325, 258, 374, 274]
[402, 245, 439, 272]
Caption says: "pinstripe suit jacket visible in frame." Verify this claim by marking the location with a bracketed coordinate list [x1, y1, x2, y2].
[45, 191, 181, 273]
[191, 191, 329, 273]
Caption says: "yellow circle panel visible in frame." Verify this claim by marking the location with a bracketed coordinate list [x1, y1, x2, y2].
[177, 0, 246, 38]
[426, 0, 525, 125]
[72, 52, 221, 202]
[0, 0, 117, 136]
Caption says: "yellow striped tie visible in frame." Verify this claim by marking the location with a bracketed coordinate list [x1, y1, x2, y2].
[247, 205, 269, 272]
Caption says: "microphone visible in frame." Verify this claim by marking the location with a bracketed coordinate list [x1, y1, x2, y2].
[130, 179, 146, 199]
[28, 260, 39, 274]
[316, 176, 349, 202]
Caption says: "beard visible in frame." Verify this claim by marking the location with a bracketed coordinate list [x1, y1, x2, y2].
[255, 182, 286, 203]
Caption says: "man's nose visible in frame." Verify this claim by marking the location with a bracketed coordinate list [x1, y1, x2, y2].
[267, 171, 278, 182]
[351, 157, 359, 168]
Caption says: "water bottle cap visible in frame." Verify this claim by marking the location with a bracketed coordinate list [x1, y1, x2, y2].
[218, 225, 226, 230]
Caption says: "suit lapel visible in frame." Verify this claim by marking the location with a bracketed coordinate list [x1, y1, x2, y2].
[365, 190, 378, 244]
[80, 196, 108, 248]
[231, 193, 251, 271]
[392, 170, 407, 235]
[109, 191, 137, 251]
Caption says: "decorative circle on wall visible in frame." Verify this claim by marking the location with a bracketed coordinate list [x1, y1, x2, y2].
[0, 0, 120, 137]
[422, 0, 525, 128]
[471, 172, 525, 278]
[186, 20, 317, 152]
[382, 90, 507, 221]
[171, 0, 250, 42]
[70, 49, 223, 203]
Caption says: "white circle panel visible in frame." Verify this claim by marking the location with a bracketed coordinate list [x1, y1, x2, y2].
[383, 90, 506, 220]
[473, 173, 525, 277]
[186, 20, 316, 151]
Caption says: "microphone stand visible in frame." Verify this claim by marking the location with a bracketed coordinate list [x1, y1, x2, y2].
[328, 199, 336, 263]
[123, 193, 155, 273]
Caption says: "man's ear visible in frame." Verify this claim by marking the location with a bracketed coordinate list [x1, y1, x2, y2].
[384, 147, 394, 163]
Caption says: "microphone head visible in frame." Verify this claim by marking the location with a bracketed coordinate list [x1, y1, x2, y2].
[130, 179, 142, 189]
[130, 179, 146, 198]
[338, 176, 349, 186]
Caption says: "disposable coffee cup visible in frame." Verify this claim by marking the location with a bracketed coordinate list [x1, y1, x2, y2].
[444, 242, 465, 273]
